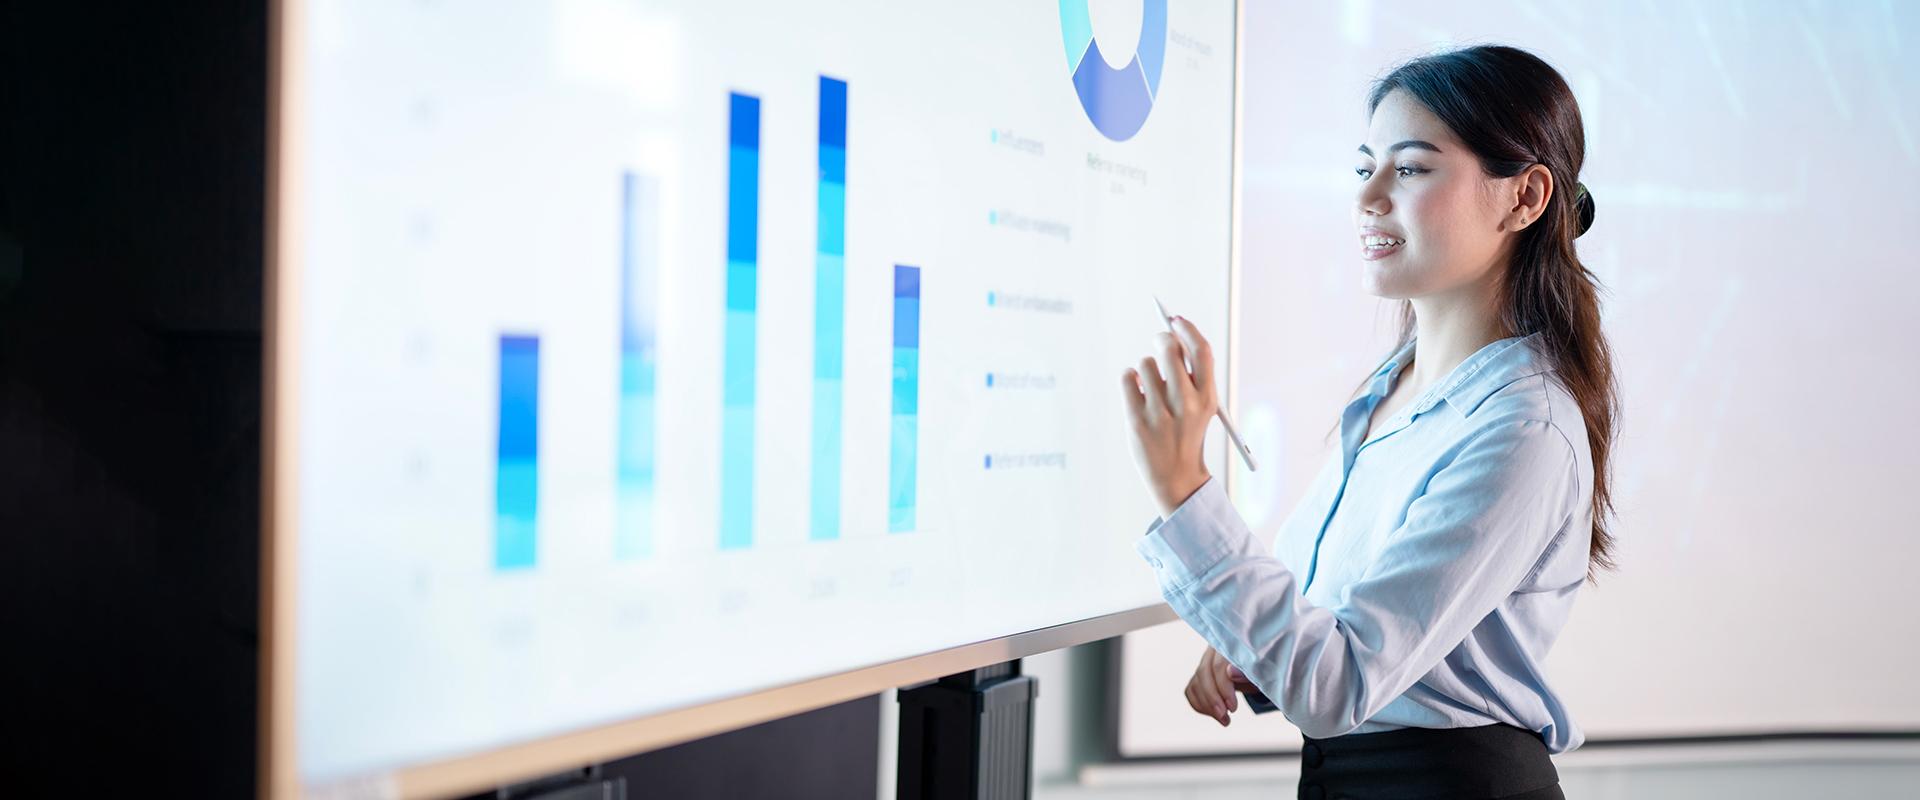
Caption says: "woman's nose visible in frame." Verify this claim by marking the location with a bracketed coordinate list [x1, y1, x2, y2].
[1356, 177, 1390, 217]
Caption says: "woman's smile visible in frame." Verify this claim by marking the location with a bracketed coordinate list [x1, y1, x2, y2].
[1360, 227, 1407, 260]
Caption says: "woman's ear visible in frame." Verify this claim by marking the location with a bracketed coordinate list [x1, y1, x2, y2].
[1506, 164, 1554, 231]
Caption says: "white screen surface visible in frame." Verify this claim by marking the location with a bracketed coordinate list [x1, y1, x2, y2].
[1119, 1, 1920, 757]
[283, 0, 1238, 784]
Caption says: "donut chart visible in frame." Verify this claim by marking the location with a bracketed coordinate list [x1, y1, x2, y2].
[1060, 0, 1168, 141]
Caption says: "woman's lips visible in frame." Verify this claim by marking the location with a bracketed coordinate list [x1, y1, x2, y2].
[1361, 239, 1405, 260]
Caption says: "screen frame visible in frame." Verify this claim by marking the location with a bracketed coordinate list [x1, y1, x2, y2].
[260, 2, 1245, 796]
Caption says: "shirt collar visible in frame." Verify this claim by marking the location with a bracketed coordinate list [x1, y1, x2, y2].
[1371, 332, 1553, 417]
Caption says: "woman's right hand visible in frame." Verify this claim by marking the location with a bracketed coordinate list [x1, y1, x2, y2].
[1186, 646, 1258, 726]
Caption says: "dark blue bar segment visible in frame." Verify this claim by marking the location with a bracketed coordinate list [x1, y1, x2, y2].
[892, 265, 920, 349]
[730, 92, 760, 148]
[818, 75, 847, 151]
[727, 93, 761, 266]
[893, 263, 920, 297]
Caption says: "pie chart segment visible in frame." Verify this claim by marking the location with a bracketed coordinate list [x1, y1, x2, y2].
[1060, 0, 1169, 142]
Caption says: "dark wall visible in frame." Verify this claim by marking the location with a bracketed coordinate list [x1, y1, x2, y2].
[0, 4, 879, 798]
[1, 0, 269, 796]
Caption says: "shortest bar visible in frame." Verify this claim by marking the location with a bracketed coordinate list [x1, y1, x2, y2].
[889, 265, 920, 533]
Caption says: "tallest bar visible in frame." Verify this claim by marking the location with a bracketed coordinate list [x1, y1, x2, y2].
[811, 76, 847, 541]
[721, 92, 760, 550]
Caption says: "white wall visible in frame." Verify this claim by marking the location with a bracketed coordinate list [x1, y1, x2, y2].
[1122, 0, 1920, 758]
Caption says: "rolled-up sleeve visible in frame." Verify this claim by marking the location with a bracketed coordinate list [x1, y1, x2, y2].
[1134, 419, 1580, 739]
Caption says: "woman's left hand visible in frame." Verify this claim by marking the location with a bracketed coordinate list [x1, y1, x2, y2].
[1120, 315, 1217, 517]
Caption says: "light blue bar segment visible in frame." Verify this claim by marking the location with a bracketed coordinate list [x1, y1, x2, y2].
[812, 215, 846, 538]
[810, 266, 844, 540]
[720, 400, 755, 550]
[888, 407, 917, 533]
[816, 178, 845, 255]
[811, 377, 842, 540]
[721, 300, 757, 550]
[497, 460, 538, 568]
[616, 360, 655, 560]
[617, 171, 658, 560]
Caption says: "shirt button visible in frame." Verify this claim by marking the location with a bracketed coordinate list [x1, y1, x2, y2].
[1302, 742, 1324, 768]
[1146, 556, 1163, 568]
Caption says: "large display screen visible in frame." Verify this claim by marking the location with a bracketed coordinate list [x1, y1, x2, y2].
[278, 0, 1238, 785]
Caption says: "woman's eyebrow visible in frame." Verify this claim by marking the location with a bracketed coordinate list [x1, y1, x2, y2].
[1357, 140, 1443, 157]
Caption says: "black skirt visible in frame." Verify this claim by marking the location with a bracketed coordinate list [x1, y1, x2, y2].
[1296, 722, 1565, 800]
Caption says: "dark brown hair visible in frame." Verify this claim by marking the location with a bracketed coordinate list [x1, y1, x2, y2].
[1363, 44, 1619, 585]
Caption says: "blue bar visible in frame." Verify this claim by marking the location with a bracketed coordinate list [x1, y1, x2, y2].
[818, 75, 847, 150]
[496, 334, 540, 569]
[721, 92, 760, 550]
[812, 76, 847, 542]
[889, 265, 920, 533]
[617, 171, 658, 560]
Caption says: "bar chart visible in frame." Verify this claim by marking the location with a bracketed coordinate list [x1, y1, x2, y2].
[486, 76, 930, 567]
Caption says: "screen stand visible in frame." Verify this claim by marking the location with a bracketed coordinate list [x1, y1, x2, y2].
[896, 658, 1040, 800]
[485, 765, 625, 800]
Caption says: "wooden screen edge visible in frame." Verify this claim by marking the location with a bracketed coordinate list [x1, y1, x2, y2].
[261, 0, 303, 796]
[383, 604, 1179, 799]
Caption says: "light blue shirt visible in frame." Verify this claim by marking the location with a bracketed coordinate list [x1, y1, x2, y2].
[1135, 332, 1591, 753]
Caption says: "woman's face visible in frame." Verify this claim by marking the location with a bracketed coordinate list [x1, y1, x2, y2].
[1352, 89, 1514, 301]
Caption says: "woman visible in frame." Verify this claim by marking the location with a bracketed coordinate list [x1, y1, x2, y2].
[1120, 45, 1615, 799]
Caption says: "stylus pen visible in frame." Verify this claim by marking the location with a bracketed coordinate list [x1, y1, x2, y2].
[1154, 296, 1258, 472]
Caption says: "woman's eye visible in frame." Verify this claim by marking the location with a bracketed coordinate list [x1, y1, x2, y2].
[1355, 166, 1425, 179]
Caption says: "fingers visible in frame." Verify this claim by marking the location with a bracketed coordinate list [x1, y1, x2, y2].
[1119, 368, 1147, 425]
[1171, 317, 1215, 401]
[1214, 654, 1239, 714]
[1186, 649, 1226, 725]
[1194, 650, 1230, 725]
[1213, 656, 1244, 709]
[1136, 355, 1168, 418]
[1152, 332, 1193, 412]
